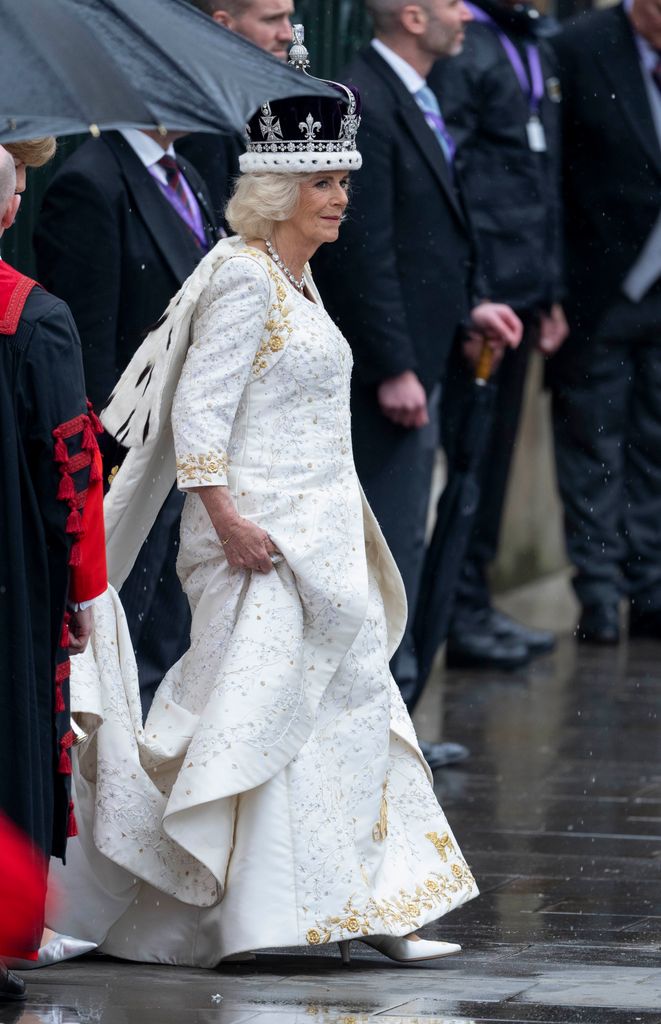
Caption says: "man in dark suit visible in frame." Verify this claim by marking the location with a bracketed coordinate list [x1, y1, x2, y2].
[428, 0, 566, 669]
[177, 0, 294, 224]
[548, 0, 661, 644]
[34, 130, 217, 714]
[314, 0, 521, 761]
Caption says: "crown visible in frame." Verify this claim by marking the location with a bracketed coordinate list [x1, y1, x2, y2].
[239, 25, 362, 174]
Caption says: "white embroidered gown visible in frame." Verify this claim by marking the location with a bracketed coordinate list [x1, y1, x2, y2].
[48, 238, 478, 965]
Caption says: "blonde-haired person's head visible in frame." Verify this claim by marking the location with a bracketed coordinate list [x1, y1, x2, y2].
[225, 172, 315, 240]
[3, 137, 56, 169]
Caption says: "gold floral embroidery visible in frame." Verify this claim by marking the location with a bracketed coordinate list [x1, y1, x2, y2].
[246, 253, 293, 374]
[176, 450, 229, 484]
[426, 830, 456, 862]
[305, 861, 475, 945]
[372, 777, 389, 842]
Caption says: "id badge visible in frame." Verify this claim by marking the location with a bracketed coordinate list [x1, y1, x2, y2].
[526, 115, 547, 152]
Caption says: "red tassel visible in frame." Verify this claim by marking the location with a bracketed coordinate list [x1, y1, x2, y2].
[54, 436, 69, 463]
[60, 613, 70, 649]
[86, 401, 104, 435]
[68, 541, 82, 567]
[58, 731, 74, 774]
[82, 417, 96, 451]
[65, 506, 82, 533]
[56, 471, 75, 501]
[67, 802, 78, 838]
[89, 456, 102, 483]
[55, 683, 66, 713]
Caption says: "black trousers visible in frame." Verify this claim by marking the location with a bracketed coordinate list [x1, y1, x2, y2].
[119, 486, 191, 719]
[352, 383, 440, 703]
[441, 314, 536, 629]
[551, 331, 661, 611]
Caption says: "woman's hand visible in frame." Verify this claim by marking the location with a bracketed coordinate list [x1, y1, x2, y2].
[192, 484, 280, 574]
[222, 517, 279, 574]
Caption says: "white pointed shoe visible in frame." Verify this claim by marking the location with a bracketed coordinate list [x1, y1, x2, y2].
[4, 934, 97, 970]
[338, 934, 461, 965]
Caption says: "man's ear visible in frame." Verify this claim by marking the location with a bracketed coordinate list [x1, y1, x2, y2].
[0, 193, 21, 232]
[400, 3, 428, 36]
[212, 9, 234, 29]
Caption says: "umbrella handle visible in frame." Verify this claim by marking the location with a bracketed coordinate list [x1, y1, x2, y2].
[475, 343, 494, 384]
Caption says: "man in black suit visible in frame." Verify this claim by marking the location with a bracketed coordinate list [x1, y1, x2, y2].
[314, 0, 521, 759]
[34, 130, 217, 714]
[548, 0, 661, 644]
[177, 0, 294, 224]
[428, 0, 566, 669]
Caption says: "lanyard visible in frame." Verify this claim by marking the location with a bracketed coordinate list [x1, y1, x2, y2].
[467, 3, 545, 114]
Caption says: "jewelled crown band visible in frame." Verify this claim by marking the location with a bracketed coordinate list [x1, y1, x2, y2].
[239, 25, 362, 174]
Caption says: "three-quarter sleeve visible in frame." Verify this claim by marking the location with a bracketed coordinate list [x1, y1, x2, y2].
[171, 255, 270, 490]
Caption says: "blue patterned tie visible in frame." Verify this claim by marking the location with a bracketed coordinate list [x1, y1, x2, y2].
[414, 85, 456, 165]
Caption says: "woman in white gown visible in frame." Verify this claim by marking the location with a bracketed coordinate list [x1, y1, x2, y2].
[47, 42, 478, 968]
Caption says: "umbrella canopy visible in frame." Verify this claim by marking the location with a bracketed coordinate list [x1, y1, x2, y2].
[0, 0, 161, 143]
[63, 0, 339, 132]
[0, 0, 338, 145]
[412, 349, 497, 694]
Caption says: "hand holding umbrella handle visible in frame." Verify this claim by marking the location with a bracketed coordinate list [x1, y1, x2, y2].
[475, 343, 495, 384]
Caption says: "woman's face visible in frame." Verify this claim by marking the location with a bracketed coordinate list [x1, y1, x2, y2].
[287, 170, 350, 249]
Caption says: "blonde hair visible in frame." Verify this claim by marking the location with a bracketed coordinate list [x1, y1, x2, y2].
[225, 171, 313, 239]
[4, 137, 57, 168]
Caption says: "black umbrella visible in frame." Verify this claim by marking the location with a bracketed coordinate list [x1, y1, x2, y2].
[0, 0, 337, 145]
[0, 0, 162, 143]
[413, 347, 497, 688]
[64, 0, 337, 134]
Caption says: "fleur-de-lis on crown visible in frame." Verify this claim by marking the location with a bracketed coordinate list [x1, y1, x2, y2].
[298, 112, 322, 141]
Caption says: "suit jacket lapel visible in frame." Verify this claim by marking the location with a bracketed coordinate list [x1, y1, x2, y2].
[177, 156, 219, 248]
[595, 6, 661, 178]
[104, 133, 206, 284]
[362, 49, 466, 227]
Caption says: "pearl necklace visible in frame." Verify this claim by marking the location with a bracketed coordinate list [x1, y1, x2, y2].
[265, 239, 305, 292]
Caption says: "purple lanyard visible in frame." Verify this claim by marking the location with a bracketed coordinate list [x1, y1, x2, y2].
[467, 3, 545, 115]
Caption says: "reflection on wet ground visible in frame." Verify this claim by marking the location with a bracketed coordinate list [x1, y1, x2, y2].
[4, 585, 660, 1024]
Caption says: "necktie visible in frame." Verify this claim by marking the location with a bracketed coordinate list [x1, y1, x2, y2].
[414, 84, 456, 165]
[157, 154, 206, 249]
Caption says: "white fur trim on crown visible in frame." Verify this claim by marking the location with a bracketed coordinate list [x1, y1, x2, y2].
[238, 150, 362, 173]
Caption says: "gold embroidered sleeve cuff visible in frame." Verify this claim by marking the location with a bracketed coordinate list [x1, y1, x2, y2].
[176, 450, 229, 489]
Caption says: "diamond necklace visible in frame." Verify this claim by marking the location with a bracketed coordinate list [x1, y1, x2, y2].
[264, 239, 305, 292]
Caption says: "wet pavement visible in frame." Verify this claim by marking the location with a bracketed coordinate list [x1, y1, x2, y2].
[4, 578, 660, 1024]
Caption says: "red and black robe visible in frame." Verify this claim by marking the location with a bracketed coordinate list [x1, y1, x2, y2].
[0, 260, 107, 956]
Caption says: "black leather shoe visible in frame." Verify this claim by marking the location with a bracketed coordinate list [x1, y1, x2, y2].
[576, 604, 620, 644]
[0, 964, 27, 1002]
[629, 608, 661, 639]
[446, 631, 531, 670]
[488, 609, 555, 655]
[418, 740, 469, 770]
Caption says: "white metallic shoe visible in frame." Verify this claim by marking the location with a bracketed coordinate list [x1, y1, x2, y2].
[4, 934, 97, 970]
[338, 933, 461, 965]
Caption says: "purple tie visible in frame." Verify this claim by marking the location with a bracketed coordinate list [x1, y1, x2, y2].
[157, 155, 207, 250]
[415, 85, 456, 165]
